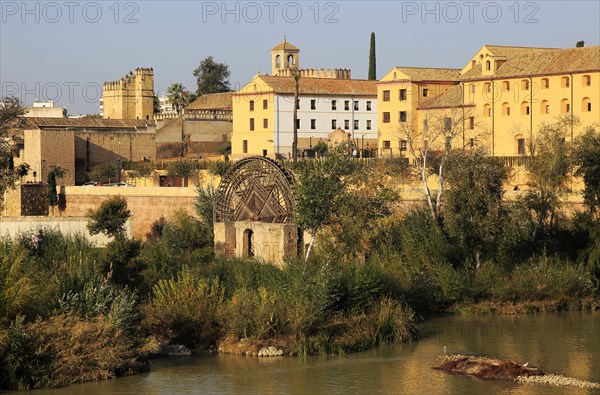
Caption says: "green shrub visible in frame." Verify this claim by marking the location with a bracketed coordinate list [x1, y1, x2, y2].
[142, 267, 224, 348]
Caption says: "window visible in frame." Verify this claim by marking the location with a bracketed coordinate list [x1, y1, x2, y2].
[399, 89, 407, 101]
[311, 119, 316, 129]
[383, 90, 390, 101]
[502, 102, 510, 116]
[332, 119, 337, 129]
[517, 138, 525, 155]
[423, 88, 429, 97]
[249, 118, 255, 131]
[366, 101, 372, 111]
[263, 118, 268, 129]
[354, 101, 359, 111]
[503, 81, 510, 91]
[484, 82, 491, 93]
[561, 76, 570, 88]
[243, 140, 248, 154]
[483, 104, 491, 117]
[383, 112, 390, 123]
[263, 99, 268, 109]
[366, 120, 372, 130]
[522, 79, 529, 90]
[296, 100, 300, 110]
[249, 100, 254, 111]
[471, 84, 476, 94]
[485, 60, 491, 71]
[445, 136, 452, 151]
[469, 138, 475, 148]
[353, 120, 359, 130]
[296, 119, 301, 129]
[383, 140, 391, 149]
[561, 98, 570, 113]
[521, 102, 530, 115]
[311, 99, 316, 110]
[344, 100, 350, 110]
[469, 117, 475, 129]
[331, 100, 337, 110]
[399, 111, 407, 122]
[344, 120, 350, 129]
[582, 97, 591, 112]
[400, 140, 407, 151]
[541, 78, 549, 89]
[583, 75, 591, 87]
[444, 117, 451, 131]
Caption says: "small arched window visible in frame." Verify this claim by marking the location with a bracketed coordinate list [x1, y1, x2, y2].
[275, 55, 281, 68]
[561, 76, 570, 88]
[484, 82, 491, 93]
[540, 100, 549, 114]
[582, 97, 591, 112]
[287, 54, 294, 65]
[541, 78, 549, 89]
[582, 75, 591, 87]
[503, 81, 510, 91]
[561, 98, 570, 113]
[483, 104, 491, 117]
[471, 60, 476, 67]
[521, 79, 529, 90]
[502, 102, 511, 116]
[485, 60, 491, 71]
[521, 101, 530, 115]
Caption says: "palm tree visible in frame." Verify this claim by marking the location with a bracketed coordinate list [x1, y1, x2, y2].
[167, 82, 190, 114]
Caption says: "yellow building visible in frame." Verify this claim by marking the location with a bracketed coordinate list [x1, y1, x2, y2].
[378, 45, 600, 158]
[101, 68, 154, 120]
[232, 39, 377, 158]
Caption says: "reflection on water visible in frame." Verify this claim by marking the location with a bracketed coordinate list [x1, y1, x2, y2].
[22, 312, 600, 395]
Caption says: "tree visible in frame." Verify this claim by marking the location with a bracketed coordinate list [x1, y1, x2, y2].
[443, 150, 507, 275]
[47, 172, 58, 207]
[294, 145, 359, 260]
[368, 32, 376, 80]
[91, 163, 118, 184]
[576, 40, 585, 47]
[0, 97, 27, 207]
[572, 126, 600, 215]
[193, 56, 231, 96]
[153, 93, 161, 114]
[522, 116, 573, 242]
[167, 83, 190, 114]
[130, 162, 154, 186]
[167, 159, 196, 186]
[87, 196, 131, 238]
[396, 108, 482, 222]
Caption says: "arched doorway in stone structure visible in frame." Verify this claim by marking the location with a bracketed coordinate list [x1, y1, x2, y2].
[213, 156, 297, 265]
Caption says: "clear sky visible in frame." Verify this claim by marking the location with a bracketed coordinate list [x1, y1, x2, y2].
[1, 0, 599, 114]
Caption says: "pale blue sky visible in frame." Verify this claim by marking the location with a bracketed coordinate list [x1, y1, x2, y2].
[1, 0, 599, 114]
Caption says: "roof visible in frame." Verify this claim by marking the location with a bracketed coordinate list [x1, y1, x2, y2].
[390, 67, 461, 82]
[243, 75, 377, 96]
[186, 92, 234, 111]
[483, 45, 558, 58]
[418, 84, 472, 109]
[21, 117, 155, 129]
[461, 46, 600, 80]
[271, 39, 300, 52]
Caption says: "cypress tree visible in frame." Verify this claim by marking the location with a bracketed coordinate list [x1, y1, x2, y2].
[368, 32, 376, 80]
[48, 172, 58, 206]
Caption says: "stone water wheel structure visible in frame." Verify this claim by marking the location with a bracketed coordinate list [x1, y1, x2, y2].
[213, 156, 298, 264]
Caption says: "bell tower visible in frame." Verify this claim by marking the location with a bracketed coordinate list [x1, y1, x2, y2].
[271, 36, 300, 75]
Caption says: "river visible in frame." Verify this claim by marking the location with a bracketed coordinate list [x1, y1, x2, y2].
[26, 312, 600, 395]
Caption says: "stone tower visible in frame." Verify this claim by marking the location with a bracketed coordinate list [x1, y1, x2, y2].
[102, 68, 154, 120]
[271, 37, 300, 75]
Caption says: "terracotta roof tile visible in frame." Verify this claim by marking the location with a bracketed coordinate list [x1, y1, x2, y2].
[461, 46, 600, 80]
[271, 40, 300, 52]
[245, 75, 377, 96]
[392, 67, 461, 81]
[186, 92, 234, 111]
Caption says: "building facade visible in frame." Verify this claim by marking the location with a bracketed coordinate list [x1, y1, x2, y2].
[232, 39, 377, 158]
[378, 45, 600, 158]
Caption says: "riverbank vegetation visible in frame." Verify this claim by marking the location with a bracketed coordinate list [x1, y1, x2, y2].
[0, 118, 598, 390]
